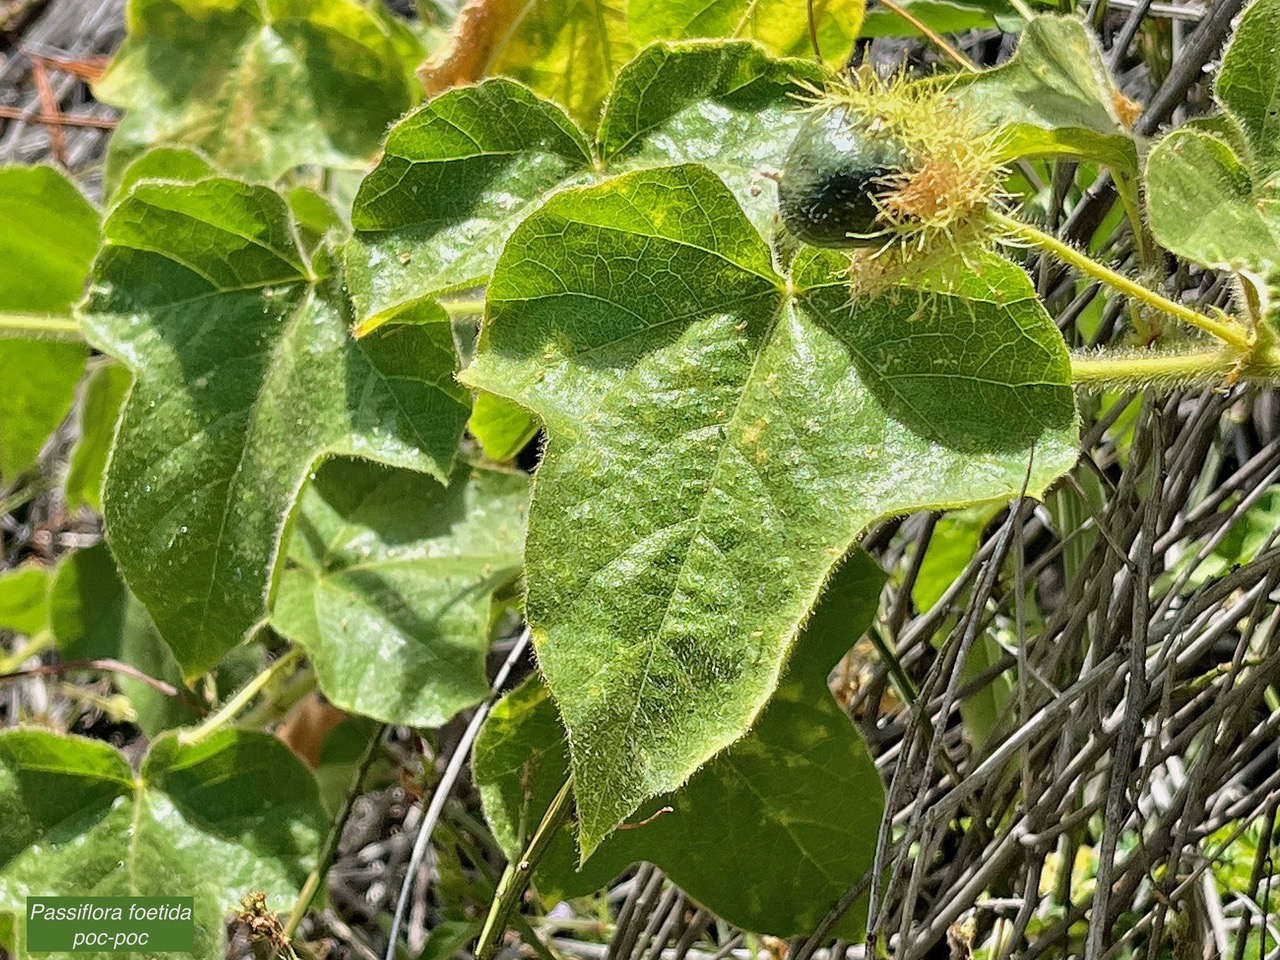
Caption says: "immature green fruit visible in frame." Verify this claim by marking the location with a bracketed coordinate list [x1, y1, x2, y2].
[778, 105, 911, 248]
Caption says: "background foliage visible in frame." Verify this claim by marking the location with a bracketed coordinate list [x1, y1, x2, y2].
[2, 0, 1280, 959]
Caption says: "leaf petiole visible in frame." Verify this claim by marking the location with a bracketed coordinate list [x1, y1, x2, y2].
[989, 209, 1255, 352]
[177, 646, 304, 747]
[0, 311, 82, 342]
[1070, 343, 1280, 388]
[475, 778, 574, 960]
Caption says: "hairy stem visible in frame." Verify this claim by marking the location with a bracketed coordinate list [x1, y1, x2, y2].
[0, 311, 82, 341]
[1070, 344, 1280, 389]
[990, 210, 1254, 351]
[177, 646, 304, 746]
[476, 779, 574, 960]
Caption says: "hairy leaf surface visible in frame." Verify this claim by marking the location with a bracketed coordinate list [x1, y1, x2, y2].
[273, 459, 528, 727]
[346, 41, 821, 329]
[0, 728, 323, 960]
[462, 163, 1078, 851]
[950, 16, 1138, 171]
[475, 553, 885, 938]
[83, 177, 470, 678]
[95, 0, 424, 183]
[1146, 129, 1280, 275]
[1217, 0, 1280, 173]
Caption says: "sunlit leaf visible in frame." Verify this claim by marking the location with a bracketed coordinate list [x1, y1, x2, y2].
[950, 16, 1138, 172]
[83, 177, 470, 678]
[462, 163, 1078, 851]
[475, 553, 886, 938]
[0, 166, 98, 482]
[348, 41, 820, 329]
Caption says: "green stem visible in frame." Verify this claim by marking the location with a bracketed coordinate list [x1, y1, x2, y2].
[475, 779, 574, 960]
[990, 210, 1254, 351]
[177, 646, 304, 746]
[1070, 342, 1280, 388]
[1112, 169, 1155, 267]
[0, 312, 83, 341]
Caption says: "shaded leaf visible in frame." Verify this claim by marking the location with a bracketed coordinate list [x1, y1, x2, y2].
[475, 553, 886, 938]
[950, 16, 1138, 172]
[0, 166, 98, 482]
[0, 728, 324, 960]
[461, 163, 1078, 851]
[47, 542, 246, 736]
[66, 362, 131, 513]
[83, 177, 470, 679]
[272, 459, 528, 727]
[95, 0, 425, 184]
[348, 41, 820, 328]
[0, 565, 52, 638]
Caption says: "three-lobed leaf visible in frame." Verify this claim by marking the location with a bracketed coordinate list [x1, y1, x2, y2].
[84, 176, 470, 678]
[95, 0, 425, 184]
[272, 458, 528, 727]
[462, 163, 1078, 852]
[347, 40, 824, 330]
[0, 728, 324, 960]
[475, 553, 886, 939]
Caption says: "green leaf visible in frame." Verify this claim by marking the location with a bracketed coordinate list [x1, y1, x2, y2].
[272, 459, 528, 727]
[345, 79, 594, 331]
[0, 728, 325, 960]
[83, 177, 471, 679]
[461, 163, 1078, 851]
[476, 0, 633, 128]
[1145, 128, 1280, 275]
[475, 553, 886, 938]
[860, 0, 998, 36]
[0, 565, 53, 638]
[113, 145, 218, 200]
[347, 41, 822, 329]
[0, 166, 99, 482]
[596, 40, 824, 230]
[1217, 0, 1280, 174]
[949, 16, 1138, 172]
[95, 0, 425, 184]
[47, 542, 231, 735]
[469, 392, 540, 462]
[911, 506, 1000, 612]
[50, 543, 134, 661]
[66, 362, 131, 513]
[627, 0, 862, 62]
